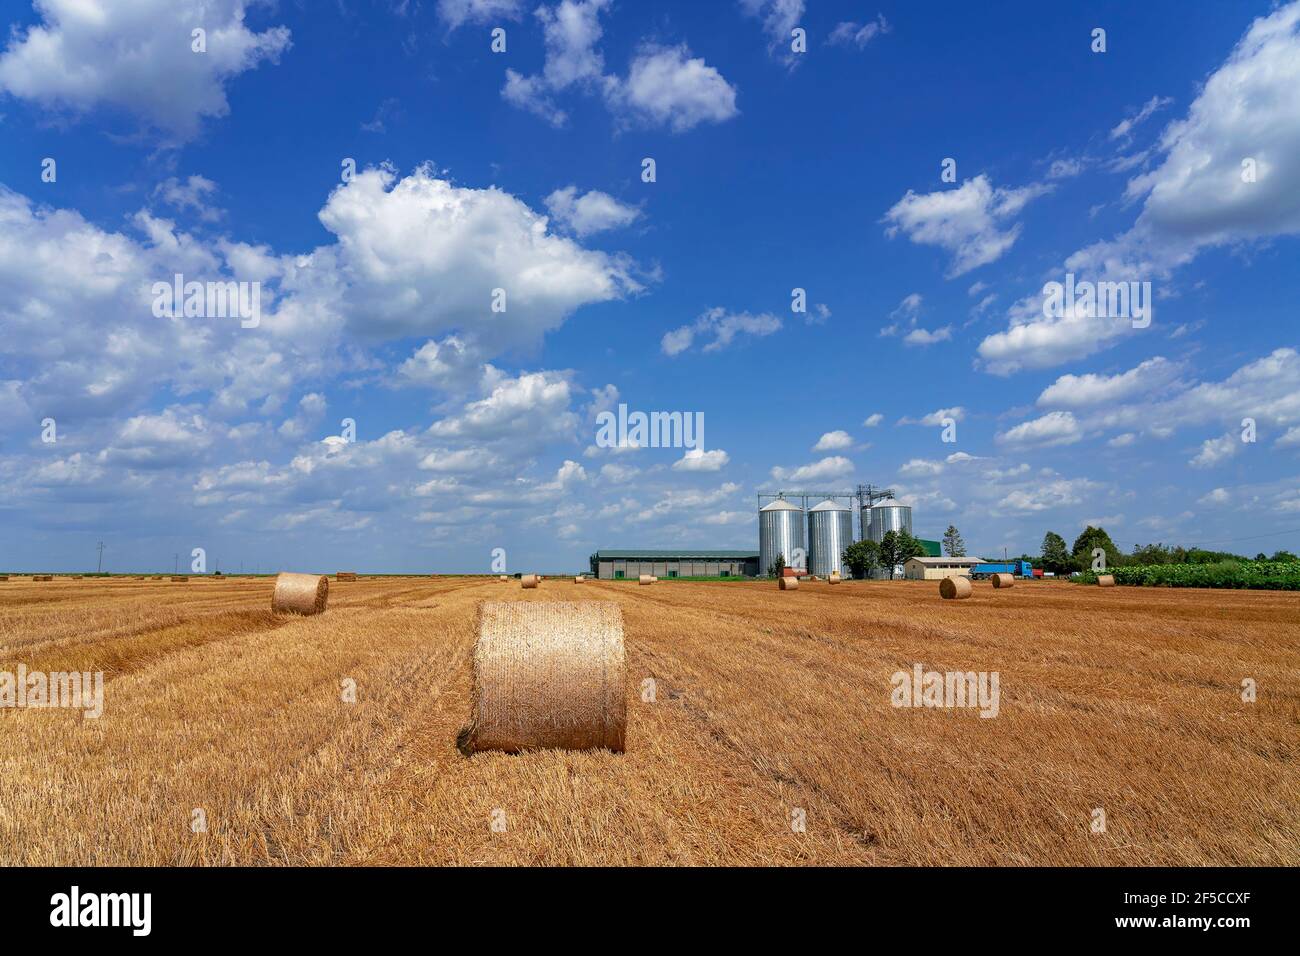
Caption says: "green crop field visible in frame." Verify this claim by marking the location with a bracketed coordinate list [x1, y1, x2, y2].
[1079, 561, 1300, 590]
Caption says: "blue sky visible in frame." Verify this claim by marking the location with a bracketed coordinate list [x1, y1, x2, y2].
[1, 0, 1298, 573]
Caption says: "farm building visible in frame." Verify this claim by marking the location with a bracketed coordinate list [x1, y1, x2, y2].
[589, 549, 760, 579]
[903, 556, 984, 580]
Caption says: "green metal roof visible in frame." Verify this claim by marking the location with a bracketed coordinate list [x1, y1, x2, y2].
[592, 549, 759, 559]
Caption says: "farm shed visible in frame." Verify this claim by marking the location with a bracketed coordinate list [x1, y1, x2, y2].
[589, 549, 760, 580]
[904, 556, 983, 580]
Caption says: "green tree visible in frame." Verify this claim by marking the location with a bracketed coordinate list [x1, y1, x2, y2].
[1071, 526, 1122, 571]
[1270, 550, 1298, 563]
[879, 530, 926, 579]
[1131, 542, 1174, 565]
[942, 524, 966, 557]
[841, 540, 880, 580]
[768, 554, 786, 578]
[897, 529, 927, 565]
[1040, 531, 1074, 575]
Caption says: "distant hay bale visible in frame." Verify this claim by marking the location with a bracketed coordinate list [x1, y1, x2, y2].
[1097, 574, 1116, 587]
[499, 575, 509, 581]
[940, 576, 972, 600]
[0, 575, 8, 581]
[639, 574, 654, 585]
[150, 575, 163, 580]
[272, 572, 328, 615]
[34, 575, 52, 582]
[170, 576, 188, 582]
[574, 576, 585, 583]
[336, 572, 357, 582]
[464, 601, 625, 753]
[991, 573, 1015, 589]
[70, 575, 83, 579]
[520, 574, 539, 589]
[778, 576, 798, 590]
[828, 572, 841, 584]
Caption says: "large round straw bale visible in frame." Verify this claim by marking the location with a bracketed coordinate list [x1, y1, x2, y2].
[170, 575, 188, 582]
[272, 572, 328, 614]
[991, 572, 1015, 589]
[828, 572, 841, 584]
[34, 575, 52, 581]
[778, 576, 798, 590]
[1096, 574, 1116, 587]
[940, 576, 972, 600]
[465, 601, 625, 753]
[0, 575, 8, 581]
[499, 575, 509, 582]
[573, 575, 585, 583]
[520, 574, 539, 589]
[638, 574, 653, 585]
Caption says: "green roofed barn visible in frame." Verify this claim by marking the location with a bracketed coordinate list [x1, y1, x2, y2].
[589, 550, 760, 580]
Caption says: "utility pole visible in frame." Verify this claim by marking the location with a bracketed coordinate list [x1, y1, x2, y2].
[174, 553, 179, 574]
[96, 540, 105, 573]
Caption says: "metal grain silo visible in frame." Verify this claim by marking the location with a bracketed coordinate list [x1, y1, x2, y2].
[869, 502, 913, 542]
[807, 499, 853, 577]
[759, 498, 805, 576]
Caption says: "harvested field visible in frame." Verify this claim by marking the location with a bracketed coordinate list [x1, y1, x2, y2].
[1, 576, 1296, 866]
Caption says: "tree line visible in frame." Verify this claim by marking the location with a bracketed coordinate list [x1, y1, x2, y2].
[781, 520, 1296, 580]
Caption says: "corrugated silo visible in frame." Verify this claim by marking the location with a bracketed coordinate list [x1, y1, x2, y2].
[759, 498, 805, 576]
[807, 499, 853, 578]
[868, 501, 913, 542]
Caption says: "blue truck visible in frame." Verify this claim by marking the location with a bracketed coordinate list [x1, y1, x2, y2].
[970, 560, 1034, 580]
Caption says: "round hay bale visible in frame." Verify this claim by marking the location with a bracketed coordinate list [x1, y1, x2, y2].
[336, 571, 357, 582]
[0, 575, 8, 581]
[828, 572, 841, 584]
[34, 575, 53, 582]
[1096, 574, 1116, 587]
[272, 572, 328, 615]
[465, 601, 625, 753]
[573, 575, 585, 583]
[499, 575, 509, 582]
[778, 576, 798, 590]
[170, 575, 188, 582]
[520, 574, 539, 589]
[991, 572, 1015, 589]
[638, 574, 654, 585]
[940, 576, 972, 600]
